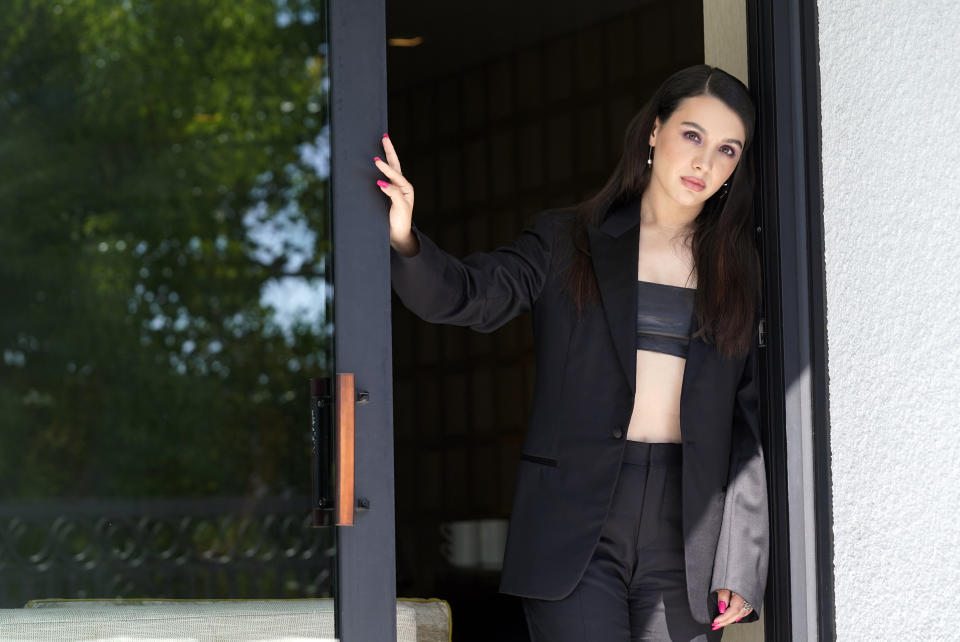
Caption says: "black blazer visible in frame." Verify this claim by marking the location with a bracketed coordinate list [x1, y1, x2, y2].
[390, 197, 769, 625]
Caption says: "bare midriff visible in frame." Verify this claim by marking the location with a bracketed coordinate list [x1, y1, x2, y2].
[625, 349, 686, 443]
[630, 217, 696, 444]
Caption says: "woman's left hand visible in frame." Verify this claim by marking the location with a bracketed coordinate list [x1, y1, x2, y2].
[711, 588, 753, 631]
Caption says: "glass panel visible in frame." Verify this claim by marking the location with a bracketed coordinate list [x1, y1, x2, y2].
[0, 0, 334, 613]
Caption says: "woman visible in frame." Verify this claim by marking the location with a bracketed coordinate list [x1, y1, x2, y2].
[377, 65, 769, 641]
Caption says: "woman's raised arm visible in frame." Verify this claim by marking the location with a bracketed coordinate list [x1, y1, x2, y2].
[374, 134, 558, 332]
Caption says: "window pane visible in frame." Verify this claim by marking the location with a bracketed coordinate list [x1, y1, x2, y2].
[0, 0, 334, 607]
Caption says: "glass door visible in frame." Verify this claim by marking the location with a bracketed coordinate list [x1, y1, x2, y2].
[0, 0, 343, 637]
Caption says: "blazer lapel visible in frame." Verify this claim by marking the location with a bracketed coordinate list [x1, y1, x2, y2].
[588, 197, 708, 396]
[588, 199, 642, 391]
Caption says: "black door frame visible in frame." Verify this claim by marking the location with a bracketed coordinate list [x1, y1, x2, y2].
[329, 0, 835, 640]
[329, 0, 398, 640]
[749, 0, 835, 640]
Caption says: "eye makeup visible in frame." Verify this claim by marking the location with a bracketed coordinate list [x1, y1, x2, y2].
[679, 120, 744, 153]
[683, 131, 738, 158]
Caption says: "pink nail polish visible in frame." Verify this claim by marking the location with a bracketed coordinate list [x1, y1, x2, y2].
[374, 156, 382, 162]
[382, 133, 389, 138]
[718, 601, 727, 614]
[377, 180, 388, 188]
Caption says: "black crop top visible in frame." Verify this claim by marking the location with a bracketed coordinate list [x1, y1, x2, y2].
[636, 280, 696, 358]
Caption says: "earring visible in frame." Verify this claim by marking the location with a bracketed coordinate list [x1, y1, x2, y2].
[719, 181, 729, 198]
[647, 146, 654, 166]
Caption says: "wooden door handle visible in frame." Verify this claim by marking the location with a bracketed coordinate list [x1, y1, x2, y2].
[309, 374, 357, 527]
[335, 373, 355, 526]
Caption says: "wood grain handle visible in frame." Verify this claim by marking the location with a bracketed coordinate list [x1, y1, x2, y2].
[335, 373, 355, 526]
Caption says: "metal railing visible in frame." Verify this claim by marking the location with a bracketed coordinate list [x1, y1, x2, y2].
[0, 496, 335, 608]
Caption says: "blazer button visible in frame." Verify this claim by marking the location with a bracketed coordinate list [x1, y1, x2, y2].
[612, 427, 623, 439]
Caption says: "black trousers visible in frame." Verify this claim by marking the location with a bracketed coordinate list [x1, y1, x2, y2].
[522, 441, 723, 642]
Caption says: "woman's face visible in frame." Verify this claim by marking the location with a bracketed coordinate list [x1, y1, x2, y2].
[648, 94, 746, 207]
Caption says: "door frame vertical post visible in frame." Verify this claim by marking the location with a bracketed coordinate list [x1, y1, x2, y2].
[748, 0, 835, 639]
[329, 0, 396, 640]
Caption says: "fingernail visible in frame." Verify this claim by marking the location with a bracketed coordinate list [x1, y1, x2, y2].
[735, 616, 743, 623]
[374, 156, 382, 162]
[719, 601, 726, 614]
[377, 180, 388, 188]
[382, 133, 389, 138]
[711, 623, 720, 630]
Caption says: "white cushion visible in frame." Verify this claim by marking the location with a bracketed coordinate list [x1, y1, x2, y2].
[0, 599, 418, 642]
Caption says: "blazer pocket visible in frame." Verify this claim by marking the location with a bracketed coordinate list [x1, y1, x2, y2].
[519, 453, 559, 468]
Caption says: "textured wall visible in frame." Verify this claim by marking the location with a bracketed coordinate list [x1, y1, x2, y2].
[818, 2, 960, 640]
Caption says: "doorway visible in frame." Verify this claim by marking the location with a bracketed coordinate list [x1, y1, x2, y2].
[386, 1, 760, 640]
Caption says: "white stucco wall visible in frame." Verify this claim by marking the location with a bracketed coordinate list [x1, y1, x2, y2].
[818, 2, 960, 640]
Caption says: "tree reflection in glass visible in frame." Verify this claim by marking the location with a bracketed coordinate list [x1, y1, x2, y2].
[0, 0, 334, 606]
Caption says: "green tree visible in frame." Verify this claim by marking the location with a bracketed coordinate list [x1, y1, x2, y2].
[0, 0, 333, 499]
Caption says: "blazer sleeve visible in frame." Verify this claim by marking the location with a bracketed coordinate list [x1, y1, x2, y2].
[709, 333, 770, 624]
[389, 211, 557, 332]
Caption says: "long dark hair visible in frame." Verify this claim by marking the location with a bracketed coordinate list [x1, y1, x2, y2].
[565, 64, 759, 360]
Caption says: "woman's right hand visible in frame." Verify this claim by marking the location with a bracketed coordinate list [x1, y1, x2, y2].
[375, 134, 419, 257]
